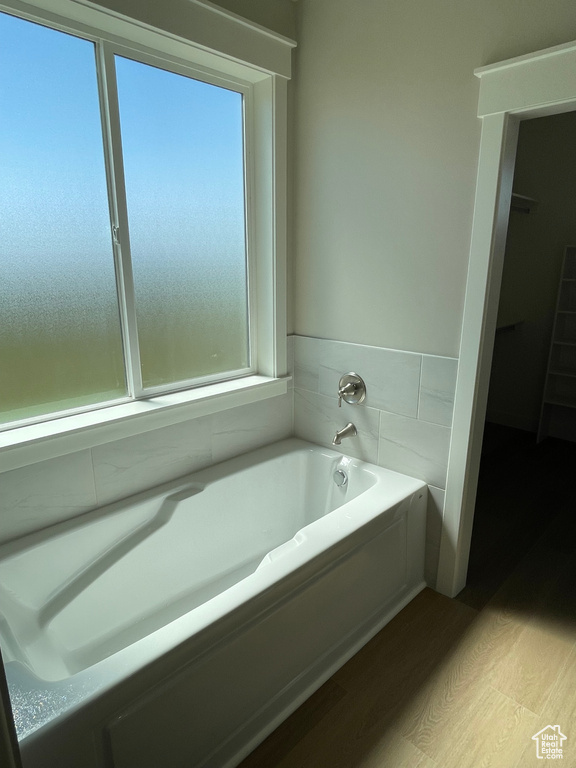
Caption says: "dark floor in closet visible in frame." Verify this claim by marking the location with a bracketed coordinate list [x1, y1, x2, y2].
[456, 421, 576, 610]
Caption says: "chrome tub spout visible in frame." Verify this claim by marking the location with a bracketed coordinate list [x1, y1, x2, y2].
[332, 422, 357, 445]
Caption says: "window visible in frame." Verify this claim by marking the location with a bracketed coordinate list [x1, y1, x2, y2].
[0, 9, 255, 429]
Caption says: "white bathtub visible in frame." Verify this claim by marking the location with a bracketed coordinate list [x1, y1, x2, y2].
[0, 438, 427, 768]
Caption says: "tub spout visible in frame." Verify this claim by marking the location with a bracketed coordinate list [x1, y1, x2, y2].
[332, 422, 357, 445]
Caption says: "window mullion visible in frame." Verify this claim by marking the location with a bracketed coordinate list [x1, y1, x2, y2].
[96, 40, 143, 398]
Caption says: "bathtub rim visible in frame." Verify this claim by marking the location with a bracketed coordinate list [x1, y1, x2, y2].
[3, 437, 427, 742]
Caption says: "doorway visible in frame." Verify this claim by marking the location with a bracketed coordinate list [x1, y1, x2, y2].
[436, 40, 576, 598]
[487, 111, 576, 439]
[457, 111, 576, 607]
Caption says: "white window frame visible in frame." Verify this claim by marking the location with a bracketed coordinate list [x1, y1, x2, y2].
[100, 41, 256, 398]
[0, 0, 294, 472]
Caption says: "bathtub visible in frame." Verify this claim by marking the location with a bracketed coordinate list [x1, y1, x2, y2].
[0, 438, 427, 768]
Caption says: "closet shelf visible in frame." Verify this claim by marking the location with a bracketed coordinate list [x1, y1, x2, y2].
[496, 320, 524, 333]
[510, 193, 537, 214]
[544, 394, 576, 409]
[549, 369, 576, 379]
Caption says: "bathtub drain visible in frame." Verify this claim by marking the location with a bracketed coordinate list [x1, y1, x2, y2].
[333, 469, 348, 487]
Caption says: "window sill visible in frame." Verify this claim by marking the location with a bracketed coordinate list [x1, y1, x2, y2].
[0, 375, 290, 473]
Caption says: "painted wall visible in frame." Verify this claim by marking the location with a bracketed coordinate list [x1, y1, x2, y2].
[487, 112, 576, 432]
[292, 0, 576, 358]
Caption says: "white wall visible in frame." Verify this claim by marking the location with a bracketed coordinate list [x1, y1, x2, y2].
[487, 112, 576, 432]
[293, 0, 576, 358]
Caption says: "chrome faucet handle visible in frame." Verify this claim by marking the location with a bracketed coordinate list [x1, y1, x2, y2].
[338, 381, 356, 407]
[337, 373, 366, 407]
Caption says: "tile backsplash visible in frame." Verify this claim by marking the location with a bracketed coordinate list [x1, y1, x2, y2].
[0, 392, 293, 544]
[0, 450, 98, 543]
[419, 354, 459, 427]
[293, 334, 458, 586]
[293, 334, 456, 486]
[0, 334, 456, 586]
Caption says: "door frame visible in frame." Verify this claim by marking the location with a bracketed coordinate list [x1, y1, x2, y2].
[436, 40, 576, 597]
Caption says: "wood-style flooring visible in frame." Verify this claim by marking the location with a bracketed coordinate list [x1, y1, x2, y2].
[238, 426, 576, 768]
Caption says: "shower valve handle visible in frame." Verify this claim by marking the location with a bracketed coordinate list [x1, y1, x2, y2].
[338, 382, 357, 407]
[337, 373, 366, 407]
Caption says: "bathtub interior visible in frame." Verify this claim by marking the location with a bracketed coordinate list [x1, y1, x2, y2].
[0, 441, 379, 683]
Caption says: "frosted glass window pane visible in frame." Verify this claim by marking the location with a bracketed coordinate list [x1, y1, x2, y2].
[115, 56, 249, 389]
[0, 14, 126, 424]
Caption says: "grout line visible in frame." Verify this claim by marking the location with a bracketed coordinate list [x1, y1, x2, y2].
[416, 354, 424, 420]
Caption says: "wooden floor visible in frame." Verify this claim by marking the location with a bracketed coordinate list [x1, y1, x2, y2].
[238, 427, 576, 768]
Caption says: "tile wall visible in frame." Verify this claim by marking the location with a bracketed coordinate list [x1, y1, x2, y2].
[0, 391, 293, 545]
[0, 334, 457, 586]
[292, 334, 458, 585]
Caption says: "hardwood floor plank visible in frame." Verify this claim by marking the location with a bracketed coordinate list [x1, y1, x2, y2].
[395, 603, 535, 754]
[268, 691, 437, 768]
[334, 589, 477, 699]
[534, 549, 576, 634]
[484, 541, 569, 616]
[396, 589, 555, 748]
[489, 616, 574, 715]
[411, 683, 537, 768]
[539, 644, 576, 746]
[238, 678, 348, 768]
